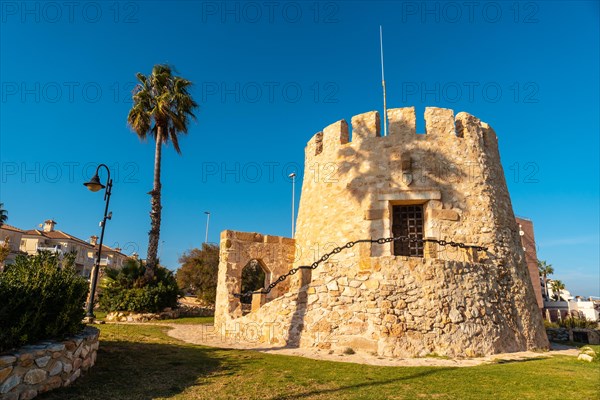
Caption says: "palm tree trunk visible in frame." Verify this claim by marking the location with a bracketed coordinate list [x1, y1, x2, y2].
[146, 126, 163, 277]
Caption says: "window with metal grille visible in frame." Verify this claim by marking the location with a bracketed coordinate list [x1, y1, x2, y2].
[392, 205, 424, 257]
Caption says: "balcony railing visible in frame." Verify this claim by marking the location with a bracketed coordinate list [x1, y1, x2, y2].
[37, 245, 64, 254]
[99, 257, 112, 266]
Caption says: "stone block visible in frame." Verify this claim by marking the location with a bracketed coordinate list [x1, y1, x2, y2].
[0, 374, 20, 394]
[24, 368, 47, 385]
[19, 388, 38, 400]
[432, 209, 460, 221]
[364, 209, 384, 220]
[0, 356, 16, 368]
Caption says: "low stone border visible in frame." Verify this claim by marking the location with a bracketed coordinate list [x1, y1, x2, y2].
[546, 327, 600, 344]
[0, 326, 100, 400]
[106, 305, 214, 323]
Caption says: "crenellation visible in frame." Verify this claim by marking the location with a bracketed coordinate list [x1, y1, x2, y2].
[388, 107, 416, 138]
[322, 119, 349, 154]
[351, 111, 381, 143]
[424, 107, 456, 137]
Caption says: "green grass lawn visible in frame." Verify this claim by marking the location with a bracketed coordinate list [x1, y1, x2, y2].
[38, 324, 599, 400]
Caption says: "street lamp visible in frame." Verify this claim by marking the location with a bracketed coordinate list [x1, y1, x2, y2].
[83, 164, 113, 320]
[289, 172, 296, 238]
[204, 211, 210, 244]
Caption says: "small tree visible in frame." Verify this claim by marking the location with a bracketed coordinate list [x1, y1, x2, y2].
[176, 243, 219, 304]
[551, 280, 566, 301]
[538, 259, 554, 300]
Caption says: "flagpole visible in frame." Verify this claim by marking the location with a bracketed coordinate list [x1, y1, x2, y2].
[380, 25, 388, 136]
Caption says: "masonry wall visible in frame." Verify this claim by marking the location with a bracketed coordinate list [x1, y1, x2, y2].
[214, 230, 296, 325]
[516, 217, 544, 309]
[214, 107, 549, 357]
[0, 327, 99, 400]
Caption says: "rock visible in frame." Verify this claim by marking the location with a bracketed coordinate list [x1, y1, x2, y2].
[49, 360, 63, 376]
[63, 362, 73, 373]
[326, 281, 339, 291]
[39, 375, 62, 393]
[449, 309, 464, 323]
[24, 368, 47, 385]
[35, 355, 51, 368]
[578, 354, 593, 362]
[0, 366, 13, 383]
[364, 279, 379, 290]
[19, 388, 38, 400]
[0, 356, 16, 368]
[0, 374, 20, 394]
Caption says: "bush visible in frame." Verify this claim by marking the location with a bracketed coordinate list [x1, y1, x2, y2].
[559, 316, 599, 329]
[0, 252, 89, 353]
[99, 258, 180, 313]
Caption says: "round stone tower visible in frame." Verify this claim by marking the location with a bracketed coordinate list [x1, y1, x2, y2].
[215, 106, 549, 358]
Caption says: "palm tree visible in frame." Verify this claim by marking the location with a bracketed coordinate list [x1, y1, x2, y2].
[0, 203, 7, 227]
[128, 65, 198, 276]
[550, 280, 565, 301]
[538, 259, 554, 301]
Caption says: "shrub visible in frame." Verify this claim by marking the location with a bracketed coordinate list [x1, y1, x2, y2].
[559, 316, 599, 329]
[99, 258, 180, 313]
[0, 252, 89, 353]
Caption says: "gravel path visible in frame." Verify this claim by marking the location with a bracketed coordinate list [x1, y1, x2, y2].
[163, 323, 579, 367]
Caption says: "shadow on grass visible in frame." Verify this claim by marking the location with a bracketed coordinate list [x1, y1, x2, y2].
[267, 369, 447, 400]
[37, 340, 246, 400]
[492, 357, 546, 365]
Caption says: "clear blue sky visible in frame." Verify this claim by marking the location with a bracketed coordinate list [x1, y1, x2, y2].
[1, 1, 598, 297]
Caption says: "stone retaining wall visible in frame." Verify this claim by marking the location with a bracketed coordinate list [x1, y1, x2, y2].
[106, 305, 214, 323]
[546, 327, 600, 344]
[0, 326, 99, 400]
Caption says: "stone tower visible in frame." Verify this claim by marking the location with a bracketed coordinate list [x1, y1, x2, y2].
[215, 106, 549, 358]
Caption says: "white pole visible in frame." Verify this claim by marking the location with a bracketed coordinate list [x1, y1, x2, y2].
[380, 25, 388, 136]
[204, 211, 210, 244]
[289, 173, 296, 238]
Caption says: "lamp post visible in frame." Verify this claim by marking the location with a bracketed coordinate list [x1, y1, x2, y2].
[204, 211, 210, 244]
[289, 172, 296, 238]
[83, 164, 113, 320]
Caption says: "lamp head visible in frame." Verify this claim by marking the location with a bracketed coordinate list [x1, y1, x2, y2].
[83, 174, 105, 192]
[289, 172, 296, 178]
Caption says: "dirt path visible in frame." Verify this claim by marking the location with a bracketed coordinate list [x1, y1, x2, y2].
[163, 323, 579, 367]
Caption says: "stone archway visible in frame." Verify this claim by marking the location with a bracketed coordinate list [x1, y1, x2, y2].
[214, 230, 296, 324]
[240, 259, 268, 307]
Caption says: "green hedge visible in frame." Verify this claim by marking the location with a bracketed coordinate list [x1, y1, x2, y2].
[99, 259, 180, 313]
[0, 252, 89, 353]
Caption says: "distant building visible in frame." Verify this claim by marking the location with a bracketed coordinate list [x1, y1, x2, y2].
[20, 219, 97, 277]
[0, 224, 25, 267]
[18, 219, 129, 278]
[516, 217, 544, 309]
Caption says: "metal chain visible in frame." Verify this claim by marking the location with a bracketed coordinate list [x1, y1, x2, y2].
[233, 236, 487, 299]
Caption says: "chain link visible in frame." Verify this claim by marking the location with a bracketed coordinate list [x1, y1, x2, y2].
[233, 236, 487, 299]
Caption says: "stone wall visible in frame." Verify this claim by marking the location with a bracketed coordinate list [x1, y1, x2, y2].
[0, 326, 99, 400]
[215, 231, 296, 325]
[215, 106, 549, 357]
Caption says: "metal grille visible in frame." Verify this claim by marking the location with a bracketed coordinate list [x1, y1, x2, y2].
[392, 205, 424, 257]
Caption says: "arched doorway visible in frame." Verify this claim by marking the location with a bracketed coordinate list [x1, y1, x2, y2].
[240, 259, 268, 311]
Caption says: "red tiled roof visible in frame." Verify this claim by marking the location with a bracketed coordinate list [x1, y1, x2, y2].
[0, 224, 23, 233]
[21, 229, 93, 248]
